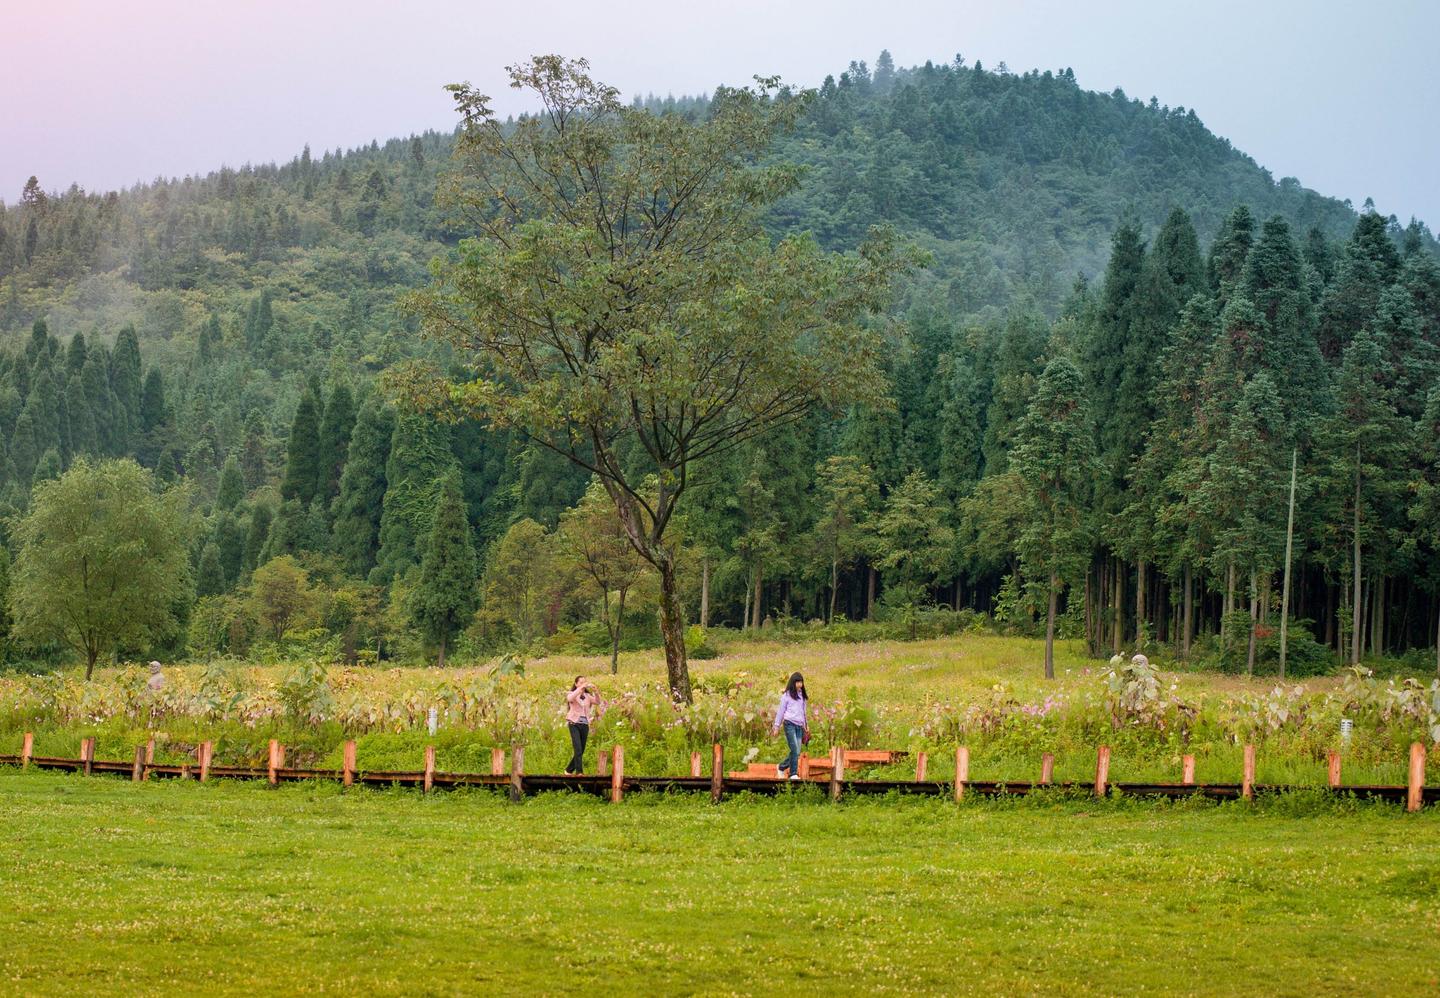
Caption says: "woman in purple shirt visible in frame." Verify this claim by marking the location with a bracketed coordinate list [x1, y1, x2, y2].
[770, 672, 809, 780]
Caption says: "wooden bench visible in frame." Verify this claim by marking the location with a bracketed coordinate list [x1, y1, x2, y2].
[728, 750, 908, 781]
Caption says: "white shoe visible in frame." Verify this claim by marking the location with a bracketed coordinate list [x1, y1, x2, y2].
[776, 766, 785, 778]
[789, 774, 801, 781]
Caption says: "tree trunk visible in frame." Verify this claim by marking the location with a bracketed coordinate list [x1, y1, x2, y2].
[610, 588, 626, 675]
[1224, 562, 1236, 648]
[1112, 559, 1123, 654]
[866, 565, 877, 620]
[1370, 575, 1383, 658]
[829, 557, 839, 624]
[1135, 560, 1148, 647]
[1182, 564, 1193, 660]
[85, 648, 98, 682]
[699, 557, 710, 630]
[1045, 574, 1058, 680]
[1246, 570, 1258, 677]
[751, 567, 763, 630]
[1083, 566, 1094, 657]
[1351, 459, 1363, 666]
[657, 556, 692, 702]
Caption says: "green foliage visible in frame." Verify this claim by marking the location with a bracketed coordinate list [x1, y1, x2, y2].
[8, 458, 192, 677]
[407, 473, 479, 665]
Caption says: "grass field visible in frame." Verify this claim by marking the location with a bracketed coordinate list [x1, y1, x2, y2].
[2, 770, 1438, 996]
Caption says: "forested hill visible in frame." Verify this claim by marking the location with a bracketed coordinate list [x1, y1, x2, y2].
[1, 52, 1438, 673]
[0, 52, 1415, 358]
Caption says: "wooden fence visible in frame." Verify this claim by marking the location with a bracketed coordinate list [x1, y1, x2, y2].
[1, 733, 1434, 811]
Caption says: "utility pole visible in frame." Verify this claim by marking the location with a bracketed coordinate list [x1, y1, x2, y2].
[1279, 447, 1298, 679]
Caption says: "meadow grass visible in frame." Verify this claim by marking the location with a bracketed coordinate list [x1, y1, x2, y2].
[1, 769, 1437, 996]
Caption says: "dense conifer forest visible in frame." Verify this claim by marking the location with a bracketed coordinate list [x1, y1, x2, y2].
[0, 53, 1436, 672]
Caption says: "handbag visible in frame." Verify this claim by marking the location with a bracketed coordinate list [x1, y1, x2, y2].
[801, 729, 811, 745]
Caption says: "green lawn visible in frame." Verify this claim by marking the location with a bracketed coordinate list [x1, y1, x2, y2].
[2, 771, 1437, 996]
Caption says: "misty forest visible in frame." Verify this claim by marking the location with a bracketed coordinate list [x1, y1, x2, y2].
[1, 52, 1438, 685]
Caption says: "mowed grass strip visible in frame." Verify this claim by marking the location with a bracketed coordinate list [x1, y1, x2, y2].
[1, 771, 1437, 997]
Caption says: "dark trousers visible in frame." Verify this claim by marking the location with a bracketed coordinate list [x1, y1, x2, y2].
[567, 721, 589, 774]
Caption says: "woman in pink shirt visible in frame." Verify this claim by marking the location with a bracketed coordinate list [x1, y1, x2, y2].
[770, 672, 809, 780]
[565, 676, 598, 774]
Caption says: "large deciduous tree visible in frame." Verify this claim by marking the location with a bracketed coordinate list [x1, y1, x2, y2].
[403, 56, 915, 700]
[9, 458, 191, 678]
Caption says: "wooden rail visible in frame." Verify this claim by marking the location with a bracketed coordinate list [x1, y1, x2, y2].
[1, 736, 1434, 808]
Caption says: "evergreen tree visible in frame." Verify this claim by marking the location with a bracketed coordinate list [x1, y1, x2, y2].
[1207, 204, 1255, 302]
[216, 454, 245, 511]
[242, 502, 273, 575]
[1324, 328, 1409, 663]
[1012, 357, 1097, 678]
[316, 382, 356, 505]
[371, 412, 451, 584]
[279, 392, 322, 506]
[333, 395, 394, 577]
[214, 510, 246, 588]
[408, 472, 479, 666]
[196, 541, 225, 598]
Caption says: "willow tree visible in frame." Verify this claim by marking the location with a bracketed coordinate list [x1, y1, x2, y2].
[404, 56, 914, 700]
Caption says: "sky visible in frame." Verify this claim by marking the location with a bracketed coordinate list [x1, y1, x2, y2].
[3, 0, 1438, 225]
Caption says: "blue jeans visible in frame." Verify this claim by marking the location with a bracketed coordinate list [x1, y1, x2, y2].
[779, 721, 805, 775]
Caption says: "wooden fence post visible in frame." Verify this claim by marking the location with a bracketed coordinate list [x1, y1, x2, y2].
[143, 737, 155, 782]
[597, 747, 609, 777]
[798, 753, 810, 779]
[267, 739, 280, 786]
[1242, 743, 1255, 801]
[611, 746, 624, 803]
[1408, 742, 1426, 813]
[915, 751, 928, 782]
[132, 745, 145, 782]
[1040, 753, 1055, 786]
[21, 732, 33, 769]
[82, 737, 95, 776]
[829, 745, 845, 802]
[199, 741, 213, 783]
[953, 745, 969, 802]
[710, 744, 723, 803]
[423, 745, 436, 794]
[509, 747, 524, 802]
[490, 747, 504, 776]
[1093, 745, 1111, 797]
[342, 740, 356, 788]
[1181, 755, 1196, 786]
[689, 751, 702, 778]
[1327, 751, 1342, 789]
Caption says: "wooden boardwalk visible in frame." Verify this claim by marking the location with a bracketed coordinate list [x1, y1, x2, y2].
[2, 734, 1434, 809]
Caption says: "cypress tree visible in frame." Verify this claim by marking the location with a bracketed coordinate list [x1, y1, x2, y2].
[216, 454, 245, 511]
[280, 393, 322, 506]
[65, 332, 88, 378]
[241, 411, 268, 489]
[408, 472, 479, 666]
[371, 413, 451, 584]
[242, 502, 273, 575]
[110, 324, 143, 450]
[1241, 215, 1328, 433]
[1011, 356, 1097, 678]
[196, 542, 225, 598]
[140, 368, 166, 433]
[316, 382, 356, 505]
[1324, 327, 1409, 663]
[1207, 204, 1255, 302]
[333, 396, 394, 577]
[214, 510, 246, 588]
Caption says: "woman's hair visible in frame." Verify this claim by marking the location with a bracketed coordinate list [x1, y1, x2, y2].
[571, 676, 583, 691]
[784, 672, 806, 700]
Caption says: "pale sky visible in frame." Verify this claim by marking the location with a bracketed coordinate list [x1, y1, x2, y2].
[3, 0, 1438, 225]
